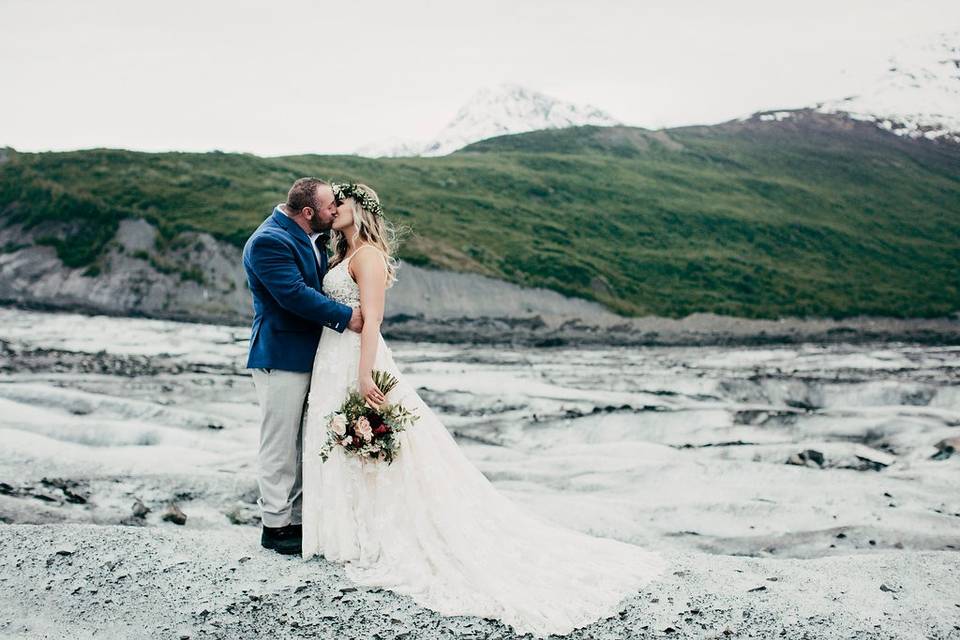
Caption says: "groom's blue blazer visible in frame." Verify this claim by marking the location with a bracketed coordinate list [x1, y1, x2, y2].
[242, 207, 353, 372]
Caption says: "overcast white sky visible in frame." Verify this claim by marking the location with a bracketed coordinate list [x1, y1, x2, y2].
[1, 0, 957, 156]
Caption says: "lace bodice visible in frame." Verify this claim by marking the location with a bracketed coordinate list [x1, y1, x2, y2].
[323, 245, 392, 307]
[322, 257, 361, 307]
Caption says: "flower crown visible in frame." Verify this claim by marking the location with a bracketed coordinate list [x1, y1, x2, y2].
[332, 183, 384, 218]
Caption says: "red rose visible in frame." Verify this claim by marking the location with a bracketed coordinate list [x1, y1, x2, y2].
[351, 435, 361, 447]
[373, 424, 390, 436]
[365, 411, 385, 429]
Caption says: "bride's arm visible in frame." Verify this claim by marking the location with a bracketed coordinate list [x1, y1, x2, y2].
[352, 248, 388, 407]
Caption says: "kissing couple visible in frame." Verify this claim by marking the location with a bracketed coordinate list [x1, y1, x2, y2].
[241, 177, 666, 638]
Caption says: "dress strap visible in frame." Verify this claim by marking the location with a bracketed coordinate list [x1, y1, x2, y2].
[346, 244, 388, 266]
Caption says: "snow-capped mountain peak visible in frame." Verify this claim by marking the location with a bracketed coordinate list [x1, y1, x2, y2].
[813, 29, 959, 142]
[356, 84, 620, 158]
[419, 84, 619, 156]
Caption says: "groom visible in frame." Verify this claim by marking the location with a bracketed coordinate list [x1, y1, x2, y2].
[242, 177, 363, 555]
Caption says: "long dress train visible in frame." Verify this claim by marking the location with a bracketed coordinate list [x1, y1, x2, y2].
[301, 247, 666, 638]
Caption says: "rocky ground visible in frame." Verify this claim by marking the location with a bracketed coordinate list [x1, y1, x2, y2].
[0, 308, 958, 639]
[382, 311, 960, 347]
[2, 525, 957, 640]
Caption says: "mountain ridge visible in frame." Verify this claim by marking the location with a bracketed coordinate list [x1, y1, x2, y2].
[1, 110, 958, 321]
[811, 29, 960, 144]
[355, 83, 619, 158]
[362, 30, 959, 158]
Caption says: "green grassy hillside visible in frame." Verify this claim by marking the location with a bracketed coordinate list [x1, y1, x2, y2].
[1, 110, 958, 318]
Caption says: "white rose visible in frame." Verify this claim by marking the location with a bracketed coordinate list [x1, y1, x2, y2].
[354, 416, 373, 443]
[329, 414, 347, 437]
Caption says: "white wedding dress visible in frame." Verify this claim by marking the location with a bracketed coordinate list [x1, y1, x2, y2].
[301, 247, 666, 638]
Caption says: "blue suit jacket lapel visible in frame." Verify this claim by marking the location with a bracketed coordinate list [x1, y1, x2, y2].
[271, 209, 322, 286]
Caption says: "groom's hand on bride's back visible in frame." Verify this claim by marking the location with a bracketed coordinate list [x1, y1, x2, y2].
[347, 307, 364, 333]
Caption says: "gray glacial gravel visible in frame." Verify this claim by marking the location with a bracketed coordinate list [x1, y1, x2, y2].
[1, 525, 958, 640]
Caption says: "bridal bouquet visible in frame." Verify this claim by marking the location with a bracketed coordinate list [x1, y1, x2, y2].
[319, 370, 419, 464]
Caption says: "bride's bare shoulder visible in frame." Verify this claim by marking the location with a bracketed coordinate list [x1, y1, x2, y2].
[348, 244, 388, 281]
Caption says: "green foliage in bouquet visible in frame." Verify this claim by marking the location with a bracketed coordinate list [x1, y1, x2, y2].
[372, 369, 398, 395]
[319, 370, 419, 465]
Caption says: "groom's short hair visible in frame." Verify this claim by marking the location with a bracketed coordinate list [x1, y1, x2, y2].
[286, 177, 328, 212]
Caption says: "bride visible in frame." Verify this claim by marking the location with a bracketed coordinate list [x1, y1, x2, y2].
[300, 183, 666, 638]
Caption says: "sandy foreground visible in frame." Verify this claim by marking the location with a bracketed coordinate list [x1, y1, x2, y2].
[0, 308, 958, 639]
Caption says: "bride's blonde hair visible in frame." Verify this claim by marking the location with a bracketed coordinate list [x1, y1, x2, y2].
[329, 183, 401, 287]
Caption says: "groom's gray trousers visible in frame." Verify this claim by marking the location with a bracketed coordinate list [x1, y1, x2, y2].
[251, 368, 311, 528]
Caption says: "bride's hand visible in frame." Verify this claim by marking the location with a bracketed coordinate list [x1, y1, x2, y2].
[359, 373, 385, 408]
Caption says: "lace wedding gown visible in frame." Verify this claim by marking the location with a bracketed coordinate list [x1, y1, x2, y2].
[301, 248, 666, 638]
